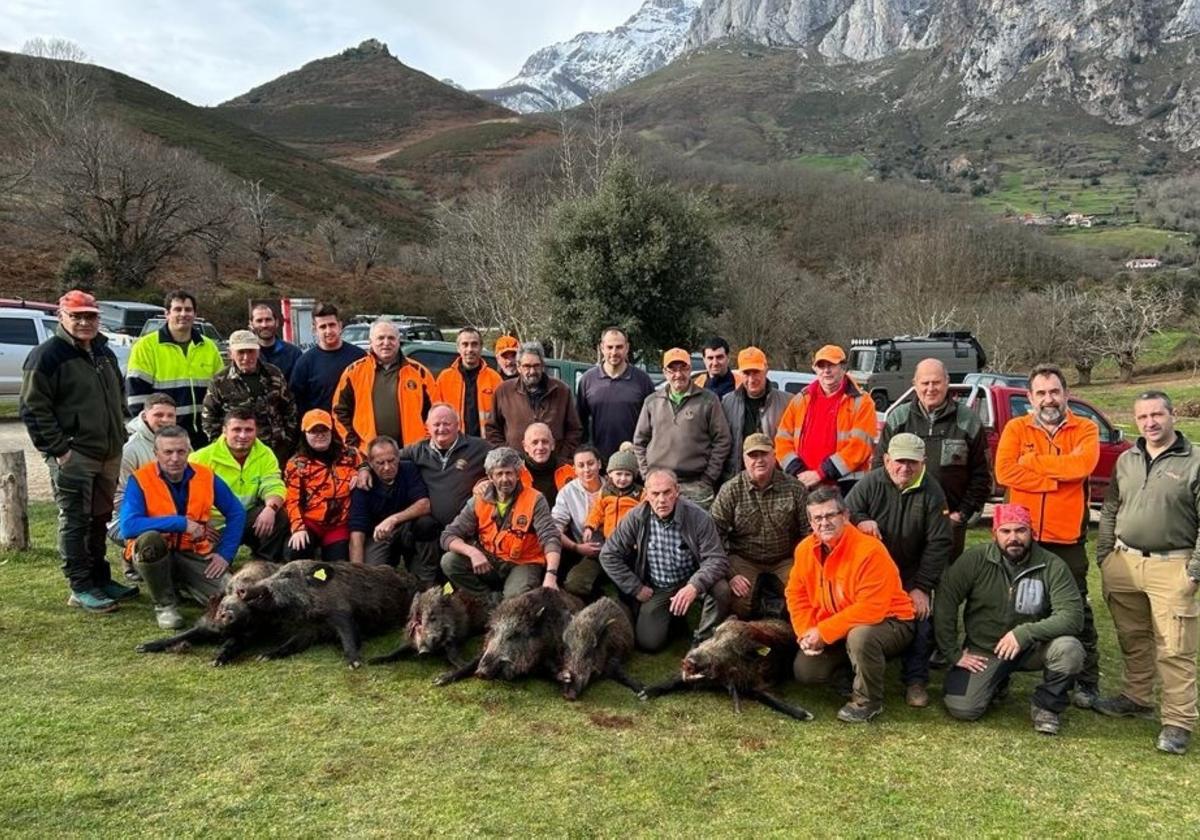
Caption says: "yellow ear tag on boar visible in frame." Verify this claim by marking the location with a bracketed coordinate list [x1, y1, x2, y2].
[756, 646, 771, 657]
[312, 568, 327, 582]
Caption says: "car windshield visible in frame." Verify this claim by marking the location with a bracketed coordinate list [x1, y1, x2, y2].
[848, 348, 876, 372]
[342, 324, 370, 343]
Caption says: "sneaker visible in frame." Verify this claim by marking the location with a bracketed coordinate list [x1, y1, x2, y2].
[123, 564, 142, 582]
[67, 589, 118, 613]
[155, 605, 185, 630]
[905, 683, 930, 708]
[1072, 684, 1100, 710]
[1093, 694, 1157, 721]
[1156, 725, 1191, 755]
[1031, 703, 1061, 735]
[836, 699, 883, 723]
[100, 581, 140, 602]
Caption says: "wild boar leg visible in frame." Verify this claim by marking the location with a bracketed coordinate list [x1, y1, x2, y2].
[638, 675, 690, 699]
[328, 612, 364, 667]
[749, 689, 814, 722]
[367, 639, 414, 665]
[607, 662, 645, 695]
[135, 625, 219, 653]
[433, 653, 483, 686]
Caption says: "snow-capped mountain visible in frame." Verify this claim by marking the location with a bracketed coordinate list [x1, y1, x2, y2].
[476, 0, 702, 112]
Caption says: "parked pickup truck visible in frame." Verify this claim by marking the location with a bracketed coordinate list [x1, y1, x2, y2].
[884, 382, 1132, 505]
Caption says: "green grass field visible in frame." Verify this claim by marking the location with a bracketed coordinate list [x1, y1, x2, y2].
[3, 505, 1199, 836]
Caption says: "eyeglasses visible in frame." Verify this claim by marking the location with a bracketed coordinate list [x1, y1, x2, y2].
[65, 312, 99, 322]
[518, 363, 544, 371]
[809, 512, 845, 523]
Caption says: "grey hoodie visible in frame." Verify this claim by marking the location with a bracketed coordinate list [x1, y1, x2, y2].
[112, 414, 155, 515]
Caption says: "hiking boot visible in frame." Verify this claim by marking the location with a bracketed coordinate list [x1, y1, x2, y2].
[1093, 694, 1157, 721]
[1156, 725, 1191, 755]
[67, 589, 118, 613]
[123, 563, 142, 582]
[905, 683, 930, 708]
[1030, 703, 1061, 735]
[155, 605, 185, 630]
[1072, 684, 1100, 710]
[100, 581, 140, 602]
[836, 699, 883, 723]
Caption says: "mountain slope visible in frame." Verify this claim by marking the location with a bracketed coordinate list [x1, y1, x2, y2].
[218, 39, 510, 156]
[477, 0, 702, 112]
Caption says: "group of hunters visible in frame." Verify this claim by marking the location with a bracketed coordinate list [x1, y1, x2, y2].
[18, 288, 1200, 755]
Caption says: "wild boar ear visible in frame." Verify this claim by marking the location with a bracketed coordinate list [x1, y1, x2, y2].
[308, 564, 335, 585]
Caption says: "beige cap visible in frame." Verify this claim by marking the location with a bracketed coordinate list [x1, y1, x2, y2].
[743, 432, 774, 455]
[887, 433, 926, 461]
[228, 330, 260, 351]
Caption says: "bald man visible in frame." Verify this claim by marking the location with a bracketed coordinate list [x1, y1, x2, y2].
[874, 358, 990, 559]
[333, 320, 440, 448]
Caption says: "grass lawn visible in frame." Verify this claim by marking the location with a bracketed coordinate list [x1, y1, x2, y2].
[1074, 373, 1200, 440]
[2, 505, 1198, 836]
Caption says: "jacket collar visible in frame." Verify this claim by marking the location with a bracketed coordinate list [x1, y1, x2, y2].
[1136, 431, 1191, 459]
[157, 324, 203, 345]
[55, 324, 108, 351]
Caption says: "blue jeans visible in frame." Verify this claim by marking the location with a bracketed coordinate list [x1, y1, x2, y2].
[901, 616, 933, 686]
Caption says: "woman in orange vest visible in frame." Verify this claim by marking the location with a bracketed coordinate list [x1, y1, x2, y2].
[284, 409, 365, 563]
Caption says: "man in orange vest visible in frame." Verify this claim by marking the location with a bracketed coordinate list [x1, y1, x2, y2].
[332, 320, 439, 448]
[119, 425, 246, 629]
[788, 485, 916, 723]
[437, 327, 502, 439]
[440, 446, 562, 599]
[995, 363, 1101, 708]
[775, 344, 877, 495]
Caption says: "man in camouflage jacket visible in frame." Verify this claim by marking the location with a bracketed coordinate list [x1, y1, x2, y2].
[202, 330, 298, 465]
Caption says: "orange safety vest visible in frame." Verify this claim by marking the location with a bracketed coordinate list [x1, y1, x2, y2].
[437, 358, 503, 432]
[125, 461, 216, 559]
[474, 487, 546, 565]
[694, 370, 746, 390]
[518, 462, 575, 493]
[332, 355, 439, 447]
[774, 379, 876, 482]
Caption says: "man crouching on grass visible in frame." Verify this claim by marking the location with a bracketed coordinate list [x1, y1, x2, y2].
[933, 504, 1084, 735]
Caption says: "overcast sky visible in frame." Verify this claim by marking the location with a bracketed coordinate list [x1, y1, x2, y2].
[2, 0, 645, 105]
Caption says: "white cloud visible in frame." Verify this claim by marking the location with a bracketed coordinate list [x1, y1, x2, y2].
[0, 0, 644, 104]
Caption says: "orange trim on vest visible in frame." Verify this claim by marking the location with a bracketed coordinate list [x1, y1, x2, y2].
[473, 488, 545, 565]
[694, 370, 746, 390]
[518, 463, 574, 493]
[437, 358, 503, 432]
[333, 355, 439, 446]
[125, 462, 216, 558]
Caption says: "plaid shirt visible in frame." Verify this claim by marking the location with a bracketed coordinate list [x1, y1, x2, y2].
[710, 468, 810, 564]
[646, 512, 695, 589]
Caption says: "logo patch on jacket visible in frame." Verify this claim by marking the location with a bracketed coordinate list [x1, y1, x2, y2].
[516, 515, 529, 527]
[454, 459, 468, 471]
[406, 380, 417, 390]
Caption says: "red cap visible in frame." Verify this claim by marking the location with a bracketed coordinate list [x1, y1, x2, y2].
[58, 290, 99, 314]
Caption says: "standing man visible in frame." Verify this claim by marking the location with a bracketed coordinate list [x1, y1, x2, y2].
[120, 425, 245, 629]
[440, 447, 562, 599]
[189, 409, 289, 562]
[397, 403, 491, 578]
[333, 320, 439, 449]
[787, 487, 915, 723]
[494, 335, 520, 381]
[994, 364, 1100, 707]
[847, 434, 952, 707]
[934, 505, 1085, 735]
[721, 346, 790, 480]
[575, 327, 655, 465]
[126, 289, 224, 450]
[710, 433, 809, 619]
[201, 330, 298, 465]
[634, 348, 731, 509]
[693, 336, 743, 398]
[108, 393, 177, 581]
[600, 469, 731, 651]
[437, 327, 503, 440]
[775, 344, 877, 495]
[250, 303, 302, 380]
[487, 342, 582, 462]
[875, 358, 990, 559]
[288, 302, 366, 416]
[21, 290, 134, 613]
[348, 436, 435, 583]
[1094, 391, 1200, 754]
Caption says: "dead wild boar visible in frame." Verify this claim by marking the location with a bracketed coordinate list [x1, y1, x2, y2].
[558, 597, 642, 700]
[135, 560, 280, 666]
[369, 587, 496, 668]
[433, 587, 582, 685]
[639, 618, 813, 721]
[238, 560, 417, 668]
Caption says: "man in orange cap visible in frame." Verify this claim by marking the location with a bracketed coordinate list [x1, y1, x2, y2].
[494, 335, 520, 381]
[720, 346, 790, 480]
[633, 348, 731, 509]
[21, 290, 135, 613]
[775, 343, 877, 495]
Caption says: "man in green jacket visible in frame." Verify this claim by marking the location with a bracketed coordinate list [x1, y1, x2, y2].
[934, 503, 1084, 735]
[21, 290, 137, 613]
[1094, 390, 1200, 755]
[189, 408, 288, 562]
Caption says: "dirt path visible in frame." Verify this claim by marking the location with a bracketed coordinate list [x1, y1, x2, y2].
[0, 420, 51, 501]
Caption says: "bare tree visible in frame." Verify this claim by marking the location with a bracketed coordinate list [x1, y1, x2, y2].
[1092, 284, 1184, 382]
[239, 179, 281, 283]
[315, 213, 346, 266]
[187, 162, 240, 284]
[557, 98, 624, 200]
[352, 224, 385, 278]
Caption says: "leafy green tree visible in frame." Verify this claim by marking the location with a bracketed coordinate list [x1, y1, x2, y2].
[538, 160, 720, 359]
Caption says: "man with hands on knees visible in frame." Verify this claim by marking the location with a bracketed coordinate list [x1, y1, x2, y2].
[120, 425, 246, 629]
[934, 504, 1084, 735]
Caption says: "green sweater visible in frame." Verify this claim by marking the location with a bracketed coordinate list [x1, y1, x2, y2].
[933, 541, 1083, 665]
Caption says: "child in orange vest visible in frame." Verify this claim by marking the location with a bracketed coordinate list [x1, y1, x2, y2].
[582, 445, 644, 543]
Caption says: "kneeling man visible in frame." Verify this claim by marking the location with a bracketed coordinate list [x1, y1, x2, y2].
[934, 504, 1084, 735]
